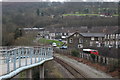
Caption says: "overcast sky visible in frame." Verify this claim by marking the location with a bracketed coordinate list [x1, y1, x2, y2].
[0, 0, 119, 2]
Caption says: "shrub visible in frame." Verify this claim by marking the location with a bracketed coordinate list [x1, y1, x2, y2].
[108, 59, 119, 72]
[71, 49, 79, 57]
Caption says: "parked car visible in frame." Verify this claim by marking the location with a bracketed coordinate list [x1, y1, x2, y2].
[52, 42, 57, 47]
[60, 46, 67, 49]
[108, 45, 113, 48]
[59, 39, 62, 41]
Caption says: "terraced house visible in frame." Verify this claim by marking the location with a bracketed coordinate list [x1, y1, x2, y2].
[104, 29, 120, 48]
[67, 31, 105, 49]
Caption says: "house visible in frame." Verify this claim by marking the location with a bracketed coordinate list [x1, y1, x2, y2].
[21, 28, 46, 38]
[80, 33, 105, 47]
[49, 33, 56, 40]
[104, 29, 120, 48]
[22, 28, 45, 34]
[67, 32, 84, 49]
[38, 31, 50, 39]
[67, 31, 105, 49]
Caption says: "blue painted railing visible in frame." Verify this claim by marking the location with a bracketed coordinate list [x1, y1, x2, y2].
[0, 46, 53, 77]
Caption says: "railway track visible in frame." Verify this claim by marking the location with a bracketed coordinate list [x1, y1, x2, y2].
[54, 56, 88, 79]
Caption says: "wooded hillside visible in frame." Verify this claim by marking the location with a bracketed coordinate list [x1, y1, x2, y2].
[2, 2, 118, 46]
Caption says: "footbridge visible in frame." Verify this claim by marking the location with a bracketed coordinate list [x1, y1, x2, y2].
[0, 46, 53, 80]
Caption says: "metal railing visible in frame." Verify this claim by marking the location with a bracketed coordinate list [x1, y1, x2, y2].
[0, 46, 53, 76]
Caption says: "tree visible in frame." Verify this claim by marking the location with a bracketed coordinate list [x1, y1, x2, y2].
[83, 8, 89, 14]
[36, 9, 40, 16]
[71, 49, 79, 57]
[40, 12, 44, 16]
[14, 28, 22, 39]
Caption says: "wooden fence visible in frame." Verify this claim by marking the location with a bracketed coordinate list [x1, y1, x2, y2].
[79, 53, 119, 65]
[54, 48, 71, 55]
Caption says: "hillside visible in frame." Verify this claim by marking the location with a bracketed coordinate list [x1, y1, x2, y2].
[2, 2, 118, 27]
[2, 2, 119, 46]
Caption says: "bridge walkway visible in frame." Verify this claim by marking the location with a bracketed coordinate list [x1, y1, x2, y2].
[0, 46, 53, 79]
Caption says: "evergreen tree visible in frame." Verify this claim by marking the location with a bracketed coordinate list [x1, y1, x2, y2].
[36, 9, 40, 16]
[14, 28, 22, 39]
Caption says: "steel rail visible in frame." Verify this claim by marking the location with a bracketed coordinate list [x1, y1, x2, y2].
[54, 56, 88, 79]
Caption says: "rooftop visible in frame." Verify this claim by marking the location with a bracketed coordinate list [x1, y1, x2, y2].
[22, 28, 45, 31]
[80, 33, 105, 37]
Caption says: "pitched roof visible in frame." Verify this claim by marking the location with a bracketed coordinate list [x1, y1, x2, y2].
[67, 32, 105, 38]
[80, 33, 105, 37]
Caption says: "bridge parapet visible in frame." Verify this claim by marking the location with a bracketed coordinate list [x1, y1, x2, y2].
[0, 46, 53, 79]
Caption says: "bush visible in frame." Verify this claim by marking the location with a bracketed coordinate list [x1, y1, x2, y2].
[71, 49, 79, 57]
[108, 59, 119, 72]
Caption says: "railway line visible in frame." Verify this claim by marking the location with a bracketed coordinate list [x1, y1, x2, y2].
[54, 56, 88, 79]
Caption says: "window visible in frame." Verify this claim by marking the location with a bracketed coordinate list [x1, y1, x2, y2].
[74, 34, 76, 37]
[113, 34, 115, 39]
[78, 44, 83, 48]
[77, 34, 79, 37]
[116, 41, 118, 45]
[79, 38, 83, 43]
[111, 34, 113, 39]
[100, 38, 102, 41]
[105, 35, 106, 39]
[108, 35, 109, 39]
[64, 33, 66, 35]
[110, 41, 112, 45]
[98, 37, 102, 41]
[69, 38, 73, 43]
[116, 34, 118, 38]
[90, 41, 93, 46]
[91, 37, 94, 40]
[104, 41, 107, 46]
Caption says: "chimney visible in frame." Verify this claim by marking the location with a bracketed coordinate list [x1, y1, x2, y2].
[76, 30, 79, 33]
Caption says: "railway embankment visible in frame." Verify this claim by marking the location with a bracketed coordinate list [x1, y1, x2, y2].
[54, 54, 112, 78]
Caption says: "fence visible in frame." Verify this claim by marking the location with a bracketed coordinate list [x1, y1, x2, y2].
[79, 53, 119, 65]
[0, 46, 53, 76]
[54, 48, 71, 55]
[79, 52, 120, 72]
